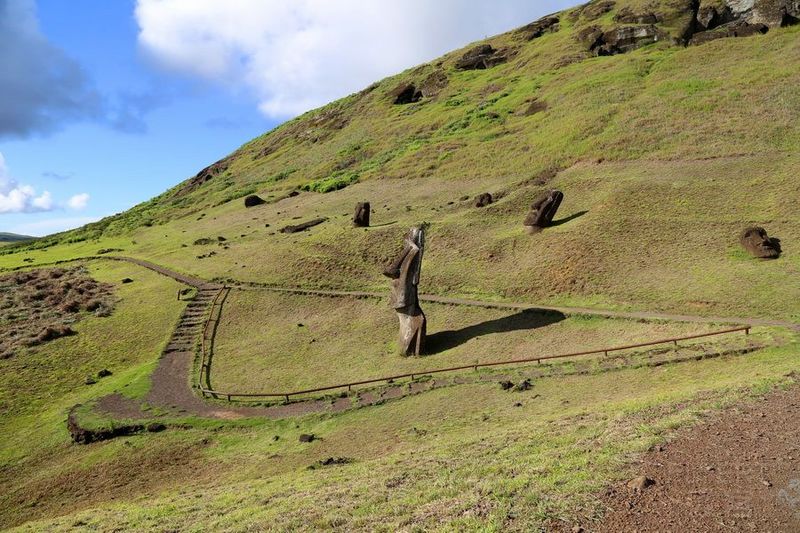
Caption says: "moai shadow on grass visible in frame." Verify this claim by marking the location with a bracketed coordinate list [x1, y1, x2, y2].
[383, 225, 426, 356]
[524, 190, 563, 233]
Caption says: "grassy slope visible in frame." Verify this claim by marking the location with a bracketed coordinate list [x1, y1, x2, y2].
[2, 20, 798, 321]
[0, 261, 185, 526]
[213, 290, 728, 393]
[2, 0, 800, 529]
[10, 347, 800, 532]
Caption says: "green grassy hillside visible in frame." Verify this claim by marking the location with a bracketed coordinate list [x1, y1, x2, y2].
[2, 0, 800, 530]
[0, 232, 34, 243]
[3, 0, 799, 321]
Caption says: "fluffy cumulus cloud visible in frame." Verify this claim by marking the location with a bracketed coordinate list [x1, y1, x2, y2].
[135, 0, 574, 118]
[0, 0, 104, 138]
[0, 152, 88, 214]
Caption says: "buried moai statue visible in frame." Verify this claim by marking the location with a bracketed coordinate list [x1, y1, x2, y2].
[353, 202, 370, 227]
[524, 190, 564, 233]
[740, 226, 781, 259]
[383, 226, 427, 356]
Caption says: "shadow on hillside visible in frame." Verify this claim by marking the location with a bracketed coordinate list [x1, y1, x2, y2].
[425, 309, 566, 354]
[551, 210, 588, 227]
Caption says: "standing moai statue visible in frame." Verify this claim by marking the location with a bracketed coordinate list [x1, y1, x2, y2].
[383, 226, 426, 356]
[524, 190, 563, 233]
[353, 202, 370, 227]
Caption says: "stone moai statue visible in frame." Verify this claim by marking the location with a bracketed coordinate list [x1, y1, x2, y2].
[524, 190, 563, 233]
[740, 226, 781, 259]
[383, 226, 426, 356]
[353, 202, 370, 227]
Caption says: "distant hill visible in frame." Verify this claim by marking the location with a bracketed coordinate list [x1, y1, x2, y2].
[0, 232, 35, 243]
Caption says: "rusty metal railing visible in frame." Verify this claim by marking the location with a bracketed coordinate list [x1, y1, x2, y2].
[198, 316, 751, 402]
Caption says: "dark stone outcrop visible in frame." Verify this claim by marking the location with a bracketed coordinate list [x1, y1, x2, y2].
[279, 218, 327, 234]
[455, 44, 508, 70]
[579, 24, 666, 56]
[419, 70, 449, 98]
[174, 156, 232, 197]
[353, 202, 370, 227]
[299, 433, 315, 443]
[614, 6, 662, 24]
[474, 193, 493, 208]
[740, 226, 781, 259]
[244, 195, 266, 208]
[690, 21, 769, 44]
[517, 15, 560, 40]
[391, 83, 422, 105]
[524, 190, 564, 232]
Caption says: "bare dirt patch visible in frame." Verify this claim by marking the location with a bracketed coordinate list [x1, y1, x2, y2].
[0, 266, 114, 359]
[589, 383, 800, 532]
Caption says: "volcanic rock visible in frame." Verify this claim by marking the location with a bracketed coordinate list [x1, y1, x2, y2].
[244, 195, 266, 208]
[474, 193, 493, 208]
[455, 44, 508, 70]
[353, 202, 371, 227]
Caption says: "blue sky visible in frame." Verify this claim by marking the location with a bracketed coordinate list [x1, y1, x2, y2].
[0, 0, 575, 236]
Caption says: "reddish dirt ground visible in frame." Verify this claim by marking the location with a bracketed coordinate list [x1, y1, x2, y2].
[589, 382, 800, 532]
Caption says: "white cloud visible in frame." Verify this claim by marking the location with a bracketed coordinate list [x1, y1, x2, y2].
[67, 192, 90, 210]
[0, 151, 86, 214]
[0, 152, 54, 214]
[135, 0, 575, 118]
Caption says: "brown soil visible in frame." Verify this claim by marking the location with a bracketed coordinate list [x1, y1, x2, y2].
[0, 266, 114, 359]
[587, 383, 800, 532]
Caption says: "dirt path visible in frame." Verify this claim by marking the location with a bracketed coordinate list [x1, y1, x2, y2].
[587, 382, 800, 532]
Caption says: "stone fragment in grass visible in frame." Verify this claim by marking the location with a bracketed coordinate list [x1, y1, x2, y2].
[474, 193, 493, 208]
[299, 433, 315, 443]
[627, 475, 655, 492]
[279, 218, 327, 234]
[499, 381, 514, 391]
[121, 278, 134, 284]
[98, 369, 112, 378]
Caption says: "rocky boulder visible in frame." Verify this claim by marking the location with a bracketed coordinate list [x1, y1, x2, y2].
[244, 194, 266, 208]
[455, 44, 508, 70]
[474, 193, 493, 208]
[579, 24, 667, 56]
[390, 83, 422, 105]
[517, 15, 560, 40]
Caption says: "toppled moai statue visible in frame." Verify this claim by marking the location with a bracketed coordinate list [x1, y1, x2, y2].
[740, 226, 781, 259]
[353, 202, 370, 227]
[524, 190, 564, 233]
[383, 226, 426, 356]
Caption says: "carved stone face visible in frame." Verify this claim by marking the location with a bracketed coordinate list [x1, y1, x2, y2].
[740, 226, 781, 259]
[524, 190, 564, 231]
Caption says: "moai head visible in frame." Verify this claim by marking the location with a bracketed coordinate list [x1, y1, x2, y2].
[524, 190, 564, 232]
[740, 226, 781, 259]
